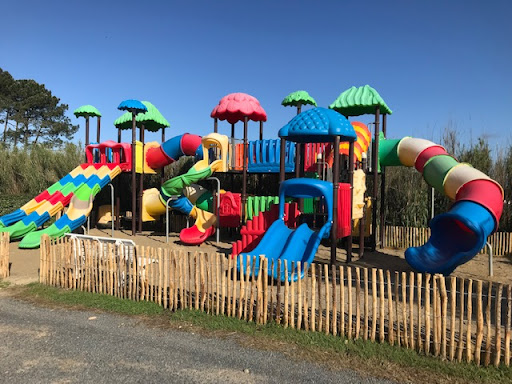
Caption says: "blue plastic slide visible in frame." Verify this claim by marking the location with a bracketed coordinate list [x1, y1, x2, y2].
[405, 200, 495, 275]
[238, 178, 333, 282]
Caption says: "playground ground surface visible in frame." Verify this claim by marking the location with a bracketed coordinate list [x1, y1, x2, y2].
[4, 228, 511, 286]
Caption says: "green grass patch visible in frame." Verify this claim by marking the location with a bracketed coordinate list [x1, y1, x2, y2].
[0, 279, 10, 289]
[19, 283, 163, 316]
[13, 283, 512, 384]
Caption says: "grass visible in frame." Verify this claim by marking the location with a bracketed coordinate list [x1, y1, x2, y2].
[11, 283, 512, 384]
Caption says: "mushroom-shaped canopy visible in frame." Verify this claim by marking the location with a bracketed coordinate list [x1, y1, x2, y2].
[279, 107, 357, 144]
[114, 101, 170, 132]
[74, 105, 102, 118]
[329, 85, 392, 116]
[281, 90, 317, 107]
[118, 99, 147, 114]
[210, 92, 267, 124]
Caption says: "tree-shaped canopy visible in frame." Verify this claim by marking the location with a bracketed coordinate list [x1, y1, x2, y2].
[210, 93, 267, 124]
[281, 90, 317, 108]
[114, 101, 170, 132]
[73, 105, 102, 118]
[329, 85, 392, 116]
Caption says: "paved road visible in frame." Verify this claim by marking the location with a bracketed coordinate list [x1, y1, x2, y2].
[0, 295, 394, 384]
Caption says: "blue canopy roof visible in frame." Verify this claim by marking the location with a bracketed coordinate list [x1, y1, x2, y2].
[117, 99, 147, 113]
[278, 107, 357, 143]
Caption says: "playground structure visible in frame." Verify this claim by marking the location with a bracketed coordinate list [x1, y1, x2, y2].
[0, 86, 504, 277]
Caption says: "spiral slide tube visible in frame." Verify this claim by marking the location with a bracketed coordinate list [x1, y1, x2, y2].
[379, 136, 504, 275]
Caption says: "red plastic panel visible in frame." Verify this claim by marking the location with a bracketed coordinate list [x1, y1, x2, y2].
[415, 146, 448, 173]
[219, 192, 242, 228]
[34, 190, 51, 203]
[146, 146, 173, 169]
[455, 179, 504, 225]
[179, 225, 215, 245]
[337, 183, 351, 239]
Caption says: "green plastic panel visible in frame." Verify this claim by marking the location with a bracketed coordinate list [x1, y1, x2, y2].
[246, 196, 279, 221]
[73, 105, 101, 118]
[379, 136, 402, 166]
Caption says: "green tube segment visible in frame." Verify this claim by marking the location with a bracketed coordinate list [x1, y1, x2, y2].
[422, 155, 460, 193]
[379, 136, 403, 167]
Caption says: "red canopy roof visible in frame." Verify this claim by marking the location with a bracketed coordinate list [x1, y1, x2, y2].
[210, 93, 267, 124]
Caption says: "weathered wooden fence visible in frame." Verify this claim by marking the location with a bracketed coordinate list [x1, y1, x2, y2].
[40, 235, 512, 367]
[383, 225, 512, 256]
[0, 232, 9, 278]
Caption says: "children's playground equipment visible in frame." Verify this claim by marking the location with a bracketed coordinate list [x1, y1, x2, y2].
[0, 86, 503, 277]
[379, 136, 503, 275]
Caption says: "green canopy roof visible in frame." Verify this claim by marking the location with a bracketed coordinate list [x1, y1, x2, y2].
[74, 105, 102, 118]
[329, 85, 392, 116]
[281, 90, 317, 107]
[114, 101, 170, 132]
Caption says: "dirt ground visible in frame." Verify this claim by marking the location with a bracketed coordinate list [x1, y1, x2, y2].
[5, 226, 511, 286]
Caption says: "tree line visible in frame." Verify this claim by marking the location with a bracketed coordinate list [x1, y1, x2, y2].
[0, 68, 78, 147]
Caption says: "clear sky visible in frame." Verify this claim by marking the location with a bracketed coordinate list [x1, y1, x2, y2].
[1, 0, 511, 151]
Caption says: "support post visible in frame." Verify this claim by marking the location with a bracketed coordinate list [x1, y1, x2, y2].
[161, 127, 166, 186]
[371, 106, 380, 251]
[279, 138, 286, 183]
[241, 117, 248, 224]
[108, 183, 115, 238]
[359, 154, 367, 257]
[131, 113, 137, 236]
[117, 127, 121, 143]
[347, 140, 354, 262]
[259, 121, 263, 140]
[379, 114, 386, 248]
[331, 136, 340, 265]
[214, 118, 218, 133]
[85, 116, 90, 147]
[138, 124, 145, 233]
[96, 116, 101, 143]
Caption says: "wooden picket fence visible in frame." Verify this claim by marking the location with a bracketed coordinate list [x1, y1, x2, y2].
[0, 232, 9, 278]
[383, 225, 512, 256]
[40, 235, 512, 367]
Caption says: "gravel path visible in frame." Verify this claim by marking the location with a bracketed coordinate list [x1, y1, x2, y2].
[0, 295, 395, 384]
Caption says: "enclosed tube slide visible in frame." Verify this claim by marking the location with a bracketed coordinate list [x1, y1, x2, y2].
[379, 136, 504, 275]
[143, 133, 226, 245]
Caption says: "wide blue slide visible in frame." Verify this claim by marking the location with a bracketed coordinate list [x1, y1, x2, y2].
[238, 178, 333, 282]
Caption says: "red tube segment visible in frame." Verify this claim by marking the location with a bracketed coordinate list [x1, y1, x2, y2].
[455, 179, 504, 228]
[146, 146, 173, 169]
[415, 146, 448, 173]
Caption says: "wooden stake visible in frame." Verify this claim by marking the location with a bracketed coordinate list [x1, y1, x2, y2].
[347, 267, 353, 339]
[466, 279, 473, 363]
[379, 269, 385, 343]
[290, 262, 296, 328]
[402, 272, 409, 348]
[495, 284, 503, 367]
[439, 276, 448, 360]
[317, 263, 323, 332]
[475, 280, 483, 365]
[325, 264, 330, 335]
[339, 266, 344, 337]
[505, 285, 511, 366]
[297, 262, 302, 329]
[485, 282, 493, 366]
[417, 273, 423, 351]
[449, 276, 456, 360]
[355, 267, 361, 339]
[387, 270, 394, 345]
[276, 260, 282, 325]
[409, 272, 415, 350]
[363, 268, 369, 340]
[263, 257, 269, 324]
[396, 271, 401, 347]
[331, 264, 337, 336]
[283, 261, 289, 327]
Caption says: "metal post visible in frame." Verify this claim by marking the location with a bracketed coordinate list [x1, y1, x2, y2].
[359, 154, 367, 257]
[138, 124, 145, 233]
[207, 177, 221, 244]
[259, 121, 263, 140]
[241, 116, 248, 224]
[85, 116, 90, 147]
[165, 197, 176, 244]
[214, 118, 218, 133]
[487, 241, 493, 277]
[108, 183, 115, 238]
[347, 140, 354, 262]
[131, 112, 137, 236]
[331, 136, 340, 265]
[379, 114, 387, 248]
[371, 106, 380, 251]
[117, 127, 122, 143]
[96, 116, 101, 143]
[279, 138, 286, 183]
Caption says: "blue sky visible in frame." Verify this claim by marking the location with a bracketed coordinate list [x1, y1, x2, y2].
[1, 0, 511, 151]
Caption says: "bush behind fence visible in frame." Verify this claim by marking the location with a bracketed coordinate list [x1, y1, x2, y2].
[40, 235, 512, 368]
